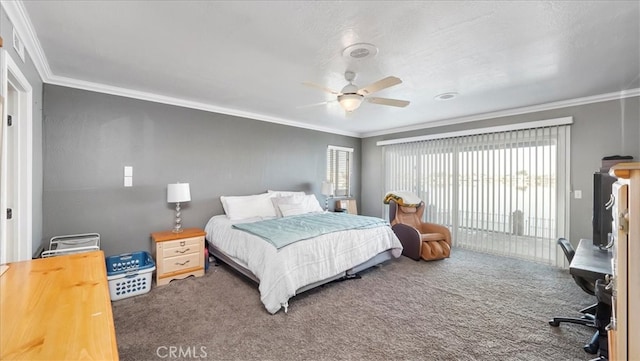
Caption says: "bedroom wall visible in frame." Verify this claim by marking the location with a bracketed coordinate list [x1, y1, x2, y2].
[361, 96, 640, 245]
[42, 84, 361, 257]
[0, 8, 45, 255]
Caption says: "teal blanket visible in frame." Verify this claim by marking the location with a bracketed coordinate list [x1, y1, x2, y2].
[232, 213, 388, 249]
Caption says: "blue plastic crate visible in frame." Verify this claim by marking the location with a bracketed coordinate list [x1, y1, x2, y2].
[105, 251, 155, 277]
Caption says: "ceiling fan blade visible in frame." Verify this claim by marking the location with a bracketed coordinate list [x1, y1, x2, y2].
[357, 76, 402, 95]
[296, 100, 334, 109]
[366, 97, 410, 108]
[302, 82, 340, 95]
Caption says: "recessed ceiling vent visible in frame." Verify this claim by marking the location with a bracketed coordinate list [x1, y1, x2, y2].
[342, 43, 378, 60]
[434, 92, 459, 101]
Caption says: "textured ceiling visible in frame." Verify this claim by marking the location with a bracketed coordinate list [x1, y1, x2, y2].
[15, 1, 640, 137]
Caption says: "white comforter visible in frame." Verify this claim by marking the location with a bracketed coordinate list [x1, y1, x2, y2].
[204, 214, 403, 314]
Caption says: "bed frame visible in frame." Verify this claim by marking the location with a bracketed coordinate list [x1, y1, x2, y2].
[208, 243, 396, 298]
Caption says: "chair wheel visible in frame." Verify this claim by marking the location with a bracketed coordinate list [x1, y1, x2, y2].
[548, 320, 560, 327]
[583, 342, 598, 354]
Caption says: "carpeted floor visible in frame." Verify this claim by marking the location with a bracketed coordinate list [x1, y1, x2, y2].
[112, 248, 597, 361]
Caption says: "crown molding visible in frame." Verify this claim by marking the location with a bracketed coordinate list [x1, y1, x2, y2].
[1, 0, 359, 138]
[362, 88, 640, 138]
[4, 0, 639, 140]
[1, 0, 52, 82]
[41, 74, 640, 140]
[48, 74, 360, 137]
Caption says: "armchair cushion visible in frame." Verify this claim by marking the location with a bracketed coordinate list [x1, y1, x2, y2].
[421, 233, 446, 242]
[388, 198, 451, 261]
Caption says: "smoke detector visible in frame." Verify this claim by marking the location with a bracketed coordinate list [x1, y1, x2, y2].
[342, 43, 378, 60]
[434, 92, 459, 101]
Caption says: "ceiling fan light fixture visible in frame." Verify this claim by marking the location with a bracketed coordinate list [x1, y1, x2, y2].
[338, 93, 364, 112]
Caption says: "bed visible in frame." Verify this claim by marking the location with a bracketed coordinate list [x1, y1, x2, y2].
[204, 191, 403, 314]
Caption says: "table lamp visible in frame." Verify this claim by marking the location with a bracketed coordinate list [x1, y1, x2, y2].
[321, 181, 334, 211]
[167, 183, 191, 233]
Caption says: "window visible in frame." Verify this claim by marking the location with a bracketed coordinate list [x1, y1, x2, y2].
[326, 145, 353, 197]
[381, 118, 571, 266]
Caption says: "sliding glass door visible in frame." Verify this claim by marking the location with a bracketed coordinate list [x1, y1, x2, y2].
[383, 123, 570, 266]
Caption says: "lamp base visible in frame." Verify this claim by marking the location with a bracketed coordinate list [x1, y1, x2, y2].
[324, 196, 333, 211]
[172, 202, 183, 233]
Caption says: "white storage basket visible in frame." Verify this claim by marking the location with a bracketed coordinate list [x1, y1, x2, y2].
[105, 251, 155, 301]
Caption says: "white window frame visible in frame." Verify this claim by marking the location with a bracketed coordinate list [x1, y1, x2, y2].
[326, 145, 354, 197]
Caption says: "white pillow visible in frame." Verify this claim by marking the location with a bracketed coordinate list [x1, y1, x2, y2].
[220, 193, 277, 220]
[271, 196, 296, 217]
[278, 202, 308, 217]
[302, 194, 324, 213]
[271, 194, 324, 217]
[267, 190, 306, 198]
[301, 194, 324, 213]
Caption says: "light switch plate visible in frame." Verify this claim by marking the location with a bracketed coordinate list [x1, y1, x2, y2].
[574, 190, 582, 199]
[124, 166, 133, 177]
[124, 177, 133, 187]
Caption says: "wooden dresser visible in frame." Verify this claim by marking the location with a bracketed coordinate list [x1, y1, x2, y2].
[608, 162, 639, 360]
[0, 250, 119, 360]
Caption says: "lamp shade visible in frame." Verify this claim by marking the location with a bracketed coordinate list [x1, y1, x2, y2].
[338, 94, 363, 112]
[321, 181, 334, 196]
[167, 183, 191, 203]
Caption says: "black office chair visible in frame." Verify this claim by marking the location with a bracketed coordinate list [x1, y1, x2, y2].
[549, 238, 599, 354]
[558, 238, 598, 314]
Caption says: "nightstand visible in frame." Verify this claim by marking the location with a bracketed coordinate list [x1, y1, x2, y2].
[151, 228, 206, 286]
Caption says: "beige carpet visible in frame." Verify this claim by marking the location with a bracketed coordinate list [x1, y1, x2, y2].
[112, 248, 596, 361]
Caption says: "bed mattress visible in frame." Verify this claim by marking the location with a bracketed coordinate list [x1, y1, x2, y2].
[204, 214, 402, 313]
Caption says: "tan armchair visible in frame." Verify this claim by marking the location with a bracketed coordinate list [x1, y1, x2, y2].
[389, 200, 451, 261]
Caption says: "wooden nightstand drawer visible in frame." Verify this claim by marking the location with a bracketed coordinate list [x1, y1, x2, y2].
[161, 252, 201, 274]
[162, 236, 201, 258]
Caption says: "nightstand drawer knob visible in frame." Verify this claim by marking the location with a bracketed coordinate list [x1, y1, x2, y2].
[180, 241, 186, 247]
[176, 260, 190, 266]
[175, 248, 190, 254]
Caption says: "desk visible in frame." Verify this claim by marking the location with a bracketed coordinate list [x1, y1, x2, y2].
[570, 239, 612, 281]
[0, 251, 119, 360]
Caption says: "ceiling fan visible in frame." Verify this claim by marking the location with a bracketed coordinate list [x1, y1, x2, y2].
[302, 71, 410, 113]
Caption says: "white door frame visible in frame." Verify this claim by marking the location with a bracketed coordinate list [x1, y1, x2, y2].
[0, 49, 33, 263]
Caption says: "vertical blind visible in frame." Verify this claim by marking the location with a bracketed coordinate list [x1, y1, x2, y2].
[327, 146, 353, 197]
[383, 124, 570, 266]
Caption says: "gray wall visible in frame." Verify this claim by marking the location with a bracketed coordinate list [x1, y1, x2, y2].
[361, 97, 640, 245]
[0, 8, 44, 254]
[42, 85, 360, 256]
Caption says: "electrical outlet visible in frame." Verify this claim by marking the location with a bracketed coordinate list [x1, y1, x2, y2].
[574, 190, 582, 199]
